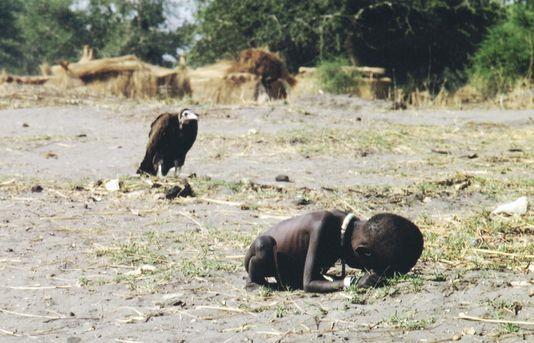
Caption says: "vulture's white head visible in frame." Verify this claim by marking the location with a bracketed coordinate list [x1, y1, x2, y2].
[179, 109, 199, 124]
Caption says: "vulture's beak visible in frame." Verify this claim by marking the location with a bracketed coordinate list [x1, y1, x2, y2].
[182, 110, 199, 122]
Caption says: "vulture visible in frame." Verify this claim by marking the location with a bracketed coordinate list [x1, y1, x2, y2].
[137, 109, 199, 177]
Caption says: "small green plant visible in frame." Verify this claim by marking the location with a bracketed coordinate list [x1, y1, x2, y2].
[78, 276, 90, 287]
[345, 285, 367, 305]
[179, 255, 238, 278]
[317, 58, 361, 94]
[431, 271, 446, 282]
[387, 312, 435, 330]
[275, 304, 288, 318]
[258, 286, 273, 299]
[501, 323, 520, 334]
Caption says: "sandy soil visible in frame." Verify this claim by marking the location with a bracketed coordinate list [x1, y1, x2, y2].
[0, 89, 532, 342]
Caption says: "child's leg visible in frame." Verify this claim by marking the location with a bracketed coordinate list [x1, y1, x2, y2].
[244, 235, 278, 290]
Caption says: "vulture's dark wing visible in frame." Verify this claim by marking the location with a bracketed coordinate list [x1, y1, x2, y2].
[137, 113, 179, 175]
[148, 112, 169, 138]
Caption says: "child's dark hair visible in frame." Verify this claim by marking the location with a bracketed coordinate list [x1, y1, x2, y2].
[362, 213, 424, 274]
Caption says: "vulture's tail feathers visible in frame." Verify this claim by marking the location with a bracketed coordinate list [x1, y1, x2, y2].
[137, 158, 156, 176]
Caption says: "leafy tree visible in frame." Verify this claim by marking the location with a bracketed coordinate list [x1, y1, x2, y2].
[18, 0, 86, 73]
[470, 2, 533, 95]
[344, 0, 502, 90]
[7, 0, 193, 73]
[191, 0, 502, 89]
[0, 0, 24, 72]
[190, 0, 348, 70]
[83, 0, 194, 66]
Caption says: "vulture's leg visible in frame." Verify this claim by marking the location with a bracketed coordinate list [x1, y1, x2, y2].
[157, 164, 163, 178]
[173, 160, 182, 178]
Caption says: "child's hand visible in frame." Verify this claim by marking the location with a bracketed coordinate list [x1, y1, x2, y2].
[355, 272, 387, 288]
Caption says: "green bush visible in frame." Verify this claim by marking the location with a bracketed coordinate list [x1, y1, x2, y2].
[316, 59, 361, 94]
[470, 4, 534, 95]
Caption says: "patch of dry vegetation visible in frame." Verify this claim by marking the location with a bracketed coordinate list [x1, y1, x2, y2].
[199, 122, 533, 159]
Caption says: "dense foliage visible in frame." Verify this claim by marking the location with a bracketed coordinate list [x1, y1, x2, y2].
[83, 0, 193, 67]
[191, 0, 503, 89]
[470, 3, 534, 95]
[18, 0, 87, 73]
[316, 59, 361, 94]
[0, 0, 193, 74]
[0, 1, 23, 71]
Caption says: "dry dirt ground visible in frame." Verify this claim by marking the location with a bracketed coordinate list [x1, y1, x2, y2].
[0, 84, 533, 342]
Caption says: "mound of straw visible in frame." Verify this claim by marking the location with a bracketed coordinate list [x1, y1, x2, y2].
[1, 46, 191, 99]
[189, 48, 296, 104]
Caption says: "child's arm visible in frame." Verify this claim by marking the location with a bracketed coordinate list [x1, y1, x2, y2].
[302, 232, 344, 292]
[301, 214, 347, 293]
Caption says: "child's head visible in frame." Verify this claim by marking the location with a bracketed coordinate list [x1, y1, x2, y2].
[348, 213, 423, 275]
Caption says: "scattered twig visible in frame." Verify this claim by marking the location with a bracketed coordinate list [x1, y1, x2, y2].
[290, 298, 308, 315]
[0, 179, 16, 186]
[458, 313, 534, 326]
[3, 285, 73, 290]
[49, 189, 69, 199]
[431, 148, 450, 155]
[338, 198, 366, 219]
[195, 305, 257, 316]
[199, 197, 243, 207]
[255, 330, 283, 336]
[0, 328, 22, 337]
[474, 248, 534, 259]
[0, 308, 60, 319]
[176, 210, 206, 231]
[0, 307, 98, 323]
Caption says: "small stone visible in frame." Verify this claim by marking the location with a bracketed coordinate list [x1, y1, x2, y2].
[31, 185, 43, 192]
[241, 178, 254, 187]
[66, 337, 81, 343]
[275, 174, 290, 182]
[43, 151, 58, 159]
[470, 238, 482, 247]
[22, 123, 29, 128]
[104, 179, 121, 192]
[466, 153, 478, 159]
[157, 293, 186, 308]
[294, 196, 311, 206]
[463, 327, 476, 335]
[125, 265, 157, 276]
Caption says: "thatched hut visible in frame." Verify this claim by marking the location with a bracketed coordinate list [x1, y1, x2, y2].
[42, 48, 191, 99]
[188, 48, 296, 104]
